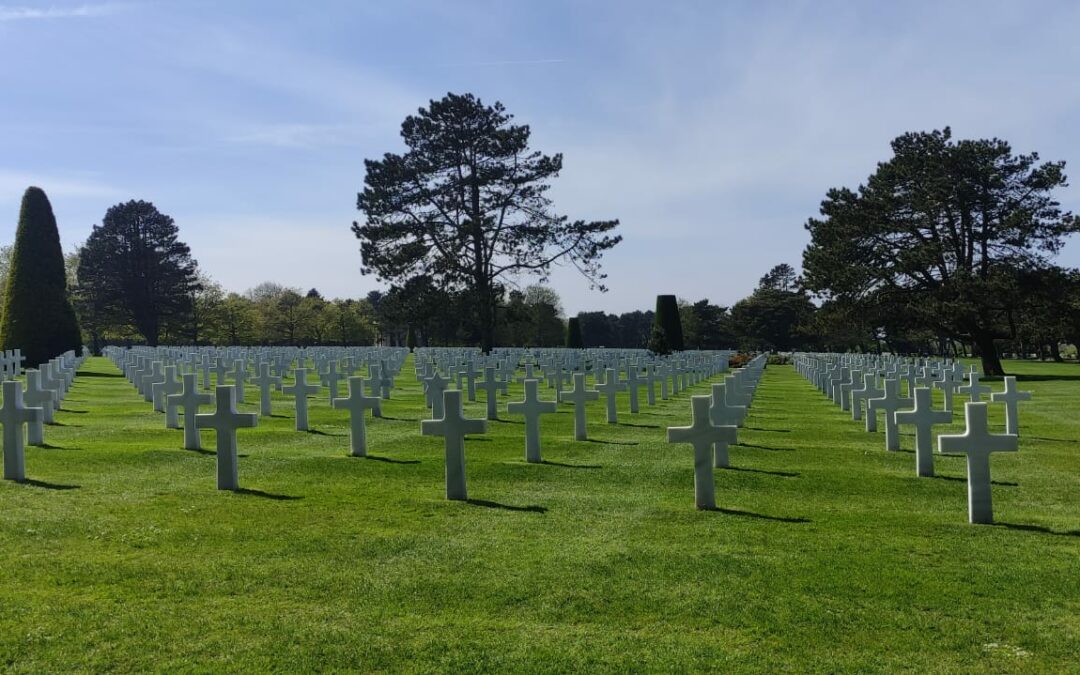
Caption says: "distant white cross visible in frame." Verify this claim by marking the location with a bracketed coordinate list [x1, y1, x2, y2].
[196, 385, 258, 490]
[594, 368, 627, 424]
[559, 372, 599, 441]
[938, 402, 1018, 524]
[167, 373, 214, 450]
[478, 365, 508, 420]
[421, 389, 487, 501]
[895, 387, 952, 477]
[1, 380, 43, 480]
[667, 395, 736, 509]
[507, 379, 558, 463]
[251, 363, 282, 417]
[332, 376, 381, 457]
[868, 378, 910, 451]
[990, 376, 1032, 436]
[282, 368, 321, 431]
[957, 371, 991, 403]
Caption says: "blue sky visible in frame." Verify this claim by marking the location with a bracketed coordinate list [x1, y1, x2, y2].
[2, 1, 1078, 315]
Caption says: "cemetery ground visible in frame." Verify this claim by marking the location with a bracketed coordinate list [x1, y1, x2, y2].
[1, 357, 1077, 672]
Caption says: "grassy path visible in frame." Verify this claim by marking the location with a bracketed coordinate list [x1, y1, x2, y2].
[0, 357, 1076, 671]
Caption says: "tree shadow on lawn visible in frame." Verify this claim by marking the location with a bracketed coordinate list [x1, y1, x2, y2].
[706, 507, 809, 523]
[233, 487, 303, 501]
[361, 455, 420, 465]
[186, 447, 249, 458]
[992, 522, 1080, 537]
[1006, 374, 1080, 382]
[736, 443, 795, 452]
[930, 474, 1018, 487]
[466, 498, 547, 514]
[539, 460, 602, 469]
[725, 466, 800, 478]
[21, 478, 80, 490]
[582, 438, 639, 446]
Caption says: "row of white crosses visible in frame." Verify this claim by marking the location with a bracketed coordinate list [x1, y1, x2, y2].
[1, 349, 87, 483]
[665, 355, 767, 509]
[414, 348, 736, 501]
[794, 353, 1032, 523]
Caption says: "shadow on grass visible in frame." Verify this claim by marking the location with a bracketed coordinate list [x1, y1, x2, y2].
[58, 408, 89, 414]
[187, 447, 249, 458]
[47, 422, 82, 428]
[993, 522, 1080, 537]
[377, 415, 420, 422]
[306, 429, 345, 437]
[736, 443, 795, 452]
[466, 498, 547, 513]
[744, 427, 792, 433]
[540, 460, 602, 469]
[492, 418, 524, 425]
[1007, 374, 1080, 382]
[1026, 436, 1076, 443]
[34, 443, 68, 450]
[617, 421, 660, 429]
[582, 438, 639, 446]
[22, 479, 80, 490]
[77, 371, 123, 378]
[931, 474, 1017, 487]
[707, 507, 810, 523]
[725, 466, 799, 478]
[233, 487, 303, 501]
[362, 455, 420, 465]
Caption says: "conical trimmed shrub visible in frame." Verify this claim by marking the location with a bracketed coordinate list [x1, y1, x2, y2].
[651, 295, 683, 353]
[0, 187, 82, 366]
[565, 316, 583, 349]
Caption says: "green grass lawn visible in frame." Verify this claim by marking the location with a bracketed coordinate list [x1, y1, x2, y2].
[1, 356, 1077, 672]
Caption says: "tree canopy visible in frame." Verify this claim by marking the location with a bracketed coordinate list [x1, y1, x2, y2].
[77, 200, 200, 346]
[354, 92, 622, 352]
[802, 128, 1078, 374]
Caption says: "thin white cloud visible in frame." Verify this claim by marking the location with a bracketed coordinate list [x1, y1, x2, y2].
[0, 169, 122, 202]
[225, 123, 372, 150]
[0, 3, 124, 21]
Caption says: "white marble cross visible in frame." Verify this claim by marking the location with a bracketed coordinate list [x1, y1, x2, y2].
[934, 374, 960, 413]
[938, 402, 1018, 524]
[153, 365, 183, 416]
[868, 378, 910, 451]
[709, 383, 746, 429]
[559, 372, 599, 441]
[421, 389, 487, 500]
[895, 387, 952, 477]
[624, 364, 643, 413]
[332, 376, 381, 457]
[851, 373, 883, 426]
[251, 363, 282, 417]
[167, 373, 214, 449]
[594, 368, 627, 424]
[507, 379, 558, 463]
[424, 371, 451, 420]
[667, 395, 736, 509]
[478, 365, 508, 420]
[990, 376, 1032, 436]
[283, 367, 321, 431]
[22, 370, 55, 425]
[229, 360, 249, 402]
[1, 380, 43, 482]
[958, 371, 991, 403]
[196, 385, 258, 490]
[321, 362, 344, 403]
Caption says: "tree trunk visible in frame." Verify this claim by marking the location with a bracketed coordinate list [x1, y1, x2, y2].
[975, 332, 1005, 376]
[1050, 341, 1063, 362]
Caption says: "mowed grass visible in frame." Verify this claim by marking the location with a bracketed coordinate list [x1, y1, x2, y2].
[0, 356, 1077, 672]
